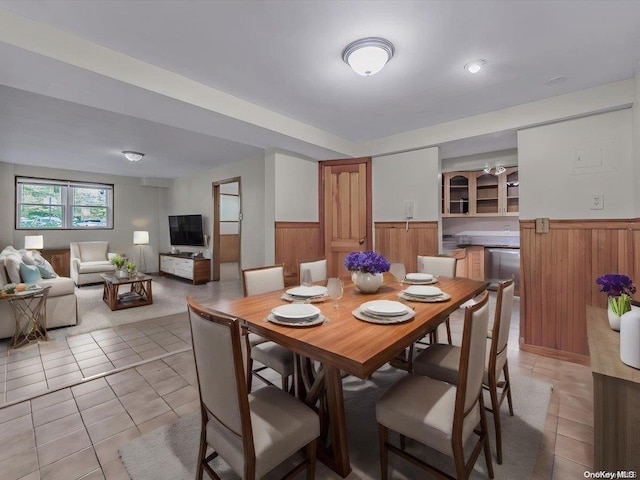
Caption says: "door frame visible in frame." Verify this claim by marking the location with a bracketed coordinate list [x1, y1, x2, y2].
[212, 176, 242, 281]
[318, 157, 373, 274]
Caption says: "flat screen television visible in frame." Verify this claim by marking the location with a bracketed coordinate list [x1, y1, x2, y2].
[168, 214, 205, 246]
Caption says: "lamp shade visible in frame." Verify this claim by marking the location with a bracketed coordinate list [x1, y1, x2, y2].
[24, 235, 44, 250]
[133, 231, 149, 245]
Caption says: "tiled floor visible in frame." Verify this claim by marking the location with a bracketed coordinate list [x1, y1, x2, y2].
[0, 274, 595, 480]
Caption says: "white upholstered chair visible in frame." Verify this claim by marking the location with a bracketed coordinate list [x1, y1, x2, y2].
[376, 291, 493, 480]
[299, 258, 328, 284]
[412, 279, 515, 464]
[417, 255, 457, 345]
[187, 297, 319, 480]
[70, 241, 117, 286]
[242, 264, 295, 392]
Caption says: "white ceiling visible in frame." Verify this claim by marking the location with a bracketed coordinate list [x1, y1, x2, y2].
[0, 1, 639, 177]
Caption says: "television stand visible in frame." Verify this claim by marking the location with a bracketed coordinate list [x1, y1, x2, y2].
[159, 253, 210, 285]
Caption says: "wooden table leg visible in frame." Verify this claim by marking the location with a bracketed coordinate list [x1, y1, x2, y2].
[322, 364, 352, 477]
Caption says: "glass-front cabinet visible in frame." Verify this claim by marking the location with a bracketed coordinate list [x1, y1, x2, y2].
[442, 168, 519, 217]
[442, 172, 472, 216]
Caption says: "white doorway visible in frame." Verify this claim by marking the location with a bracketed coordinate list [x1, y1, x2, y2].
[212, 178, 241, 281]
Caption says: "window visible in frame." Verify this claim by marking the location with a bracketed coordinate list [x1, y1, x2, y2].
[16, 177, 113, 230]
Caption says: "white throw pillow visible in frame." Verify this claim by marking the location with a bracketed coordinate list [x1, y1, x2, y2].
[22, 252, 36, 265]
[4, 254, 22, 283]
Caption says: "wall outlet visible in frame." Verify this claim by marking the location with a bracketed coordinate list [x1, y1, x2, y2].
[590, 194, 604, 210]
[504, 225, 510, 231]
[535, 218, 550, 234]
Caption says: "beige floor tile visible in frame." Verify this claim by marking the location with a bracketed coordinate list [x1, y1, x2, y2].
[136, 410, 179, 435]
[37, 428, 92, 468]
[124, 336, 153, 347]
[102, 459, 130, 480]
[139, 347, 168, 360]
[0, 428, 36, 464]
[118, 385, 159, 410]
[163, 385, 198, 409]
[108, 375, 148, 397]
[0, 401, 31, 424]
[42, 354, 77, 369]
[6, 356, 41, 371]
[99, 342, 129, 355]
[39, 447, 100, 480]
[554, 434, 593, 468]
[73, 349, 104, 362]
[35, 412, 85, 446]
[91, 330, 118, 341]
[95, 337, 122, 348]
[86, 411, 135, 444]
[6, 363, 44, 381]
[0, 448, 38, 480]
[81, 362, 115, 378]
[111, 354, 142, 368]
[150, 373, 188, 397]
[552, 455, 590, 480]
[74, 387, 117, 412]
[93, 427, 140, 466]
[173, 398, 199, 417]
[66, 334, 95, 347]
[558, 401, 594, 427]
[533, 447, 554, 479]
[77, 355, 110, 370]
[104, 369, 141, 386]
[47, 371, 84, 390]
[41, 349, 74, 362]
[17, 471, 40, 480]
[70, 343, 100, 355]
[7, 382, 49, 403]
[104, 348, 134, 361]
[78, 468, 105, 480]
[6, 371, 46, 391]
[124, 397, 171, 424]
[71, 378, 109, 398]
[33, 398, 78, 427]
[44, 362, 81, 380]
[79, 399, 125, 427]
[131, 341, 162, 354]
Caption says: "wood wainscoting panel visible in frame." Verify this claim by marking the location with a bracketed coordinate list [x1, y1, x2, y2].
[374, 222, 439, 272]
[219, 234, 240, 263]
[275, 222, 321, 285]
[520, 218, 637, 359]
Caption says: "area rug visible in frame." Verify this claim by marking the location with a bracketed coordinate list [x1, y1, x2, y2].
[120, 367, 552, 480]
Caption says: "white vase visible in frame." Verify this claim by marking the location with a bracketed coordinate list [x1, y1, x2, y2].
[620, 306, 640, 369]
[351, 271, 383, 294]
[608, 303, 621, 331]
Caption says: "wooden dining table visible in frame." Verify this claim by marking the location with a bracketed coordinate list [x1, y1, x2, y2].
[196, 273, 488, 477]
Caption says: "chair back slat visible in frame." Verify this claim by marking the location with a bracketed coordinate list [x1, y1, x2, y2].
[456, 291, 490, 413]
[417, 255, 457, 278]
[187, 297, 250, 441]
[242, 264, 285, 297]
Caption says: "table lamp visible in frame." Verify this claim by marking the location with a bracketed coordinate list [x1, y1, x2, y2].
[133, 231, 149, 273]
[24, 235, 44, 251]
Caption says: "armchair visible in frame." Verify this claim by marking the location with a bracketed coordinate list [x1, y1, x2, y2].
[70, 241, 117, 286]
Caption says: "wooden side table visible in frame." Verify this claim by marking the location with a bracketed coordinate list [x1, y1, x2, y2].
[0, 285, 51, 349]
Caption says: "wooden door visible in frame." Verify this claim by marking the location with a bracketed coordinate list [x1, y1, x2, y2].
[320, 158, 372, 277]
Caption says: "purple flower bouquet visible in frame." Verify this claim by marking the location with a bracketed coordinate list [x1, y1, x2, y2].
[596, 274, 636, 316]
[344, 251, 390, 275]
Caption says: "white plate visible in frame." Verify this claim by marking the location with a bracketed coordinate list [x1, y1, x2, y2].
[353, 307, 415, 324]
[398, 292, 451, 303]
[286, 286, 328, 298]
[360, 300, 408, 317]
[271, 303, 321, 320]
[268, 313, 325, 327]
[405, 273, 434, 282]
[404, 285, 443, 297]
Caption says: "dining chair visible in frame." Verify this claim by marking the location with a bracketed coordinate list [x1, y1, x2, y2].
[417, 255, 457, 345]
[299, 258, 328, 284]
[376, 291, 493, 480]
[412, 279, 515, 464]
[242, 264, 295, 392]
[187, 297, 319, 480]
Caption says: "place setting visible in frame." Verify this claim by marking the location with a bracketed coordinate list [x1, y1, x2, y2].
[267, 303, 327, 327]
[403, 272, 439, 285]
[352, 299, 415, 324]
[398, 285, 451, 303]
[281, 285, 329, 303]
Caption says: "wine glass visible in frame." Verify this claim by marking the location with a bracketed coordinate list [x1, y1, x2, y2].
[389, 263, 406, 287]
[300, 268, 313, 287]
[326, 278, 343, 310]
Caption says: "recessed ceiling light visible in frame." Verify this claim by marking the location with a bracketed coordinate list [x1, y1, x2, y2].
[464, 59, 486, 74]
[122, 151, 144, 162]
[342, 37, 395, 76]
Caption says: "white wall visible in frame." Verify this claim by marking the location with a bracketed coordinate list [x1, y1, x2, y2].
[372, 148, 440, 222]
[274, 153, 318, 221]
[167, 155, 268, 270]
[0, 161, 165, 272]
[634, 65, 640, 215]
[518, 109, 634, 220]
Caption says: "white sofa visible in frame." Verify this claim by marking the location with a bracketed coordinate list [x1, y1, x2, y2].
[70, 241, 117, 286]
[0, 247, 77, 339]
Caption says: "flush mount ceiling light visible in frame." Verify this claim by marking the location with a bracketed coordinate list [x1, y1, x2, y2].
[342, 37, 395, 76]
[464, 59, 486, 74]
[122, 151, 144, 162]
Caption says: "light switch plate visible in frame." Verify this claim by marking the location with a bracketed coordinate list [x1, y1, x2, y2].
[535, 218, 550, 234]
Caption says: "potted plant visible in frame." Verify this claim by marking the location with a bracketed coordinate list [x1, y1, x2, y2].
[111, 255, 128, 279]
[596, 273, 636, 331]
[126, 261, 136, 278]
[344, 251, 390, 293]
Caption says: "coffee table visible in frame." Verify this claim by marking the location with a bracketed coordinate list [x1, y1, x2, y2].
[100, 273, 153, 311]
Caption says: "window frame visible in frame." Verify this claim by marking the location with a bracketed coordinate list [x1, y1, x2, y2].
[16, 176, 114, 230]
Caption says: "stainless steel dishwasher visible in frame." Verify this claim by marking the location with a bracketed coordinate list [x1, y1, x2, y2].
[485, 248, 520, 295]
